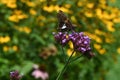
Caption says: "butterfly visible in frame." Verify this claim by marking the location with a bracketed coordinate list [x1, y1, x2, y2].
[57, 10, 75, 32]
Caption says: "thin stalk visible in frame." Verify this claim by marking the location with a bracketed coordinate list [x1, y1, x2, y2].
[69, 54, 84, 63]
[61, 46, 67, 62]
[56, 50, 75, 80]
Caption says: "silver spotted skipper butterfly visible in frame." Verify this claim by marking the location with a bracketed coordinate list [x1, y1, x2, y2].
[57, 10, 75, 32]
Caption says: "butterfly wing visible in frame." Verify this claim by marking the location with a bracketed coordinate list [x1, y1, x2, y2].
[57, 10, 74, 31]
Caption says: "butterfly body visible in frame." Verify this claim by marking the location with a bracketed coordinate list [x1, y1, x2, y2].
[57, 10, 75, 32]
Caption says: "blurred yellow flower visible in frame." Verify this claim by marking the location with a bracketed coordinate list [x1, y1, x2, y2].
[95, 37, 102, 43]
[68, 41, 74, 49]
[113, 18, 120, 23]
[23, 27, 31, 34]
[43, 5, 55, 12]
[0, 36, 11, 44]
[38, 16, 46, 21]
[117, 48, 120, 54]
[99, 0, 106, 4]
[0, 0, 17, 8]
[12, 45, 18, 51]
[99, 48, 106, 55]
[26, 1, 36, 7]
[85, 32, 102, 43]
[86, 3, 94, 9]
[77, 1, 83, 7]
[67, 49, 76, 56]
[39, 0, 46, 2]
[102, 12, 111, 20]
[15, 26, 31, 34]
[95, 29, 105, 35]
[84, 11, 93, 18]
[8, 10, 28, 22]
[103, 20, 115, 32]
[8, 15, 19, 22]
[4, 36, 11, 42]
[105, 38, 112, 43]
[3, 46, 9, 52]
[94, 44, 101, 50]
[71, 16, 77, 22]
[29, 9, 37, 15]
[95, 8, 103, 19]
[64, 4, 71, 8]
[43, 5, 71, 13]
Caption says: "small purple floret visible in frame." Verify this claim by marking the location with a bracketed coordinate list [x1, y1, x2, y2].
[10, 71, 22, 80]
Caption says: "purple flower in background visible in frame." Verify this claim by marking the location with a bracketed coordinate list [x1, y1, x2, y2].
[10, 70, 22, 80]
[53, 32, 69, 46]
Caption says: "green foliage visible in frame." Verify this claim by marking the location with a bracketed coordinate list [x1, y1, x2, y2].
[0, 0, 120, 80]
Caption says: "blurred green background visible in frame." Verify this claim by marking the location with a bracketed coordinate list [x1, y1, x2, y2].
[0, 0, 120, 80]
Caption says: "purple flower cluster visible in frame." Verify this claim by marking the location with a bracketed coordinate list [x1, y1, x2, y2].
[69, 32, 91, 53]
[53, 32, 69, 46]
[10, 71, 22, 80]
[54, 32, 94, 58]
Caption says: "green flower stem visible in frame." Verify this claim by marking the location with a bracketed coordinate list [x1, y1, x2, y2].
[61, 46, 67, 62]
[56, 50, 75, 80]
[69, 54, 83, 63]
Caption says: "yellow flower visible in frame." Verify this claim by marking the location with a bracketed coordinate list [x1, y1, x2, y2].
[77, 1, 83, 7]
[4, 36, 11, 43]
[71, 16, 77, 23]
[6, 1, 17, 8]
[0, 36, 10, 44]
[84, 32, 102, 43]
[102, 12, 111, 20]
[67, 49, 76, 56]
[68, 41, 74, 49]
[26, 1, 35, 7]
[43, 5, 55, 12]
[12, 45, 18, 51]
[0, 36, 4, 43]
[8, 15, 19, 22]
[86, 3, 94, 9]
[95, 37, 102, 43]
[64, 4, 71, 8]
[113, 18, 120, 23]
[84, 11, 93, 18]
[0, 0, 17, 8]
[18, 14, 28, 19]
[105, 38, 112, 43]
[117, 48, 120, 54]
[8, 10, 28, 22]
[15, 26, 31, 34]
[38, 16, 46, 21]
[99, 49, 106, 55]
[99, 0, 106, 4]
[94, 44, 101, 50]
[3, 46, 9, 52]
[43, 5, 71, 13]
[95, 29, 105, 35]
[103, 20, 115, 32]
[95, 8, 103, 19]
[29, 9, 37, 15]
[54, 5, 71, 13]
[39, 0, 46, 2]
[23, 27, 31, 34]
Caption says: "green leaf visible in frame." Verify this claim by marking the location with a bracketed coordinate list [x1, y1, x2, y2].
[21, 61, 33, 75]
